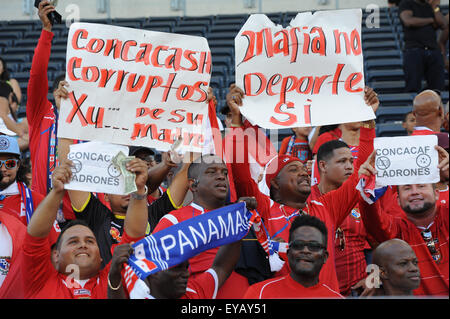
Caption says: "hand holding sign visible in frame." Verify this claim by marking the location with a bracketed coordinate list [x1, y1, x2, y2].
[51, 159, 73, 193]
[436, 145, 449, 181]
[112, 151, 137, 195]
[374, 135, 439, 186]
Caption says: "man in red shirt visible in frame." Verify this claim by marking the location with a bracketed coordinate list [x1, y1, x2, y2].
[244, 214, 343, 299]
[0, 135, 59, 243]
[226, 86, 376, 293]
[313, 139, 374, 296]
[152, 154, 253, 298]
[26, 1, 74, 222]
[22, 157, 148, 298]
[358, 146, 449, 296]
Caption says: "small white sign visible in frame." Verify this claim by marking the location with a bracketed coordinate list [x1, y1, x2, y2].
[374, 135, 439, 186]
[65, 141, 129, 194]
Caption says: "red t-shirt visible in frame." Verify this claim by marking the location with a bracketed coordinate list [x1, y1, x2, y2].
[312, 128, 342, 155]
[0, 212, 26, 299]
[243, 274, 344, 299]
[360, 199, 449, 296]
[22, 229, 139, 299]
[0, 187, 60, 244]
[310, 184, 370, 296]
[152, 203, 250, 299]
[279, 136, 312, 164]
[26, 29, 74, 220]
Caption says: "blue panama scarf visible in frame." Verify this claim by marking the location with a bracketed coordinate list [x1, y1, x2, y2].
[128, 202, 256, 280]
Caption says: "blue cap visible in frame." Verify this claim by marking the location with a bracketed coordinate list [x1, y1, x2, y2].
[0, 135, 21, 157]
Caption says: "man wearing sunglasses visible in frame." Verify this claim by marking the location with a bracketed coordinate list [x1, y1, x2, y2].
[0, 136, 59, 238]
[243, 214, 343, 298]
[358, 146, 449, 296]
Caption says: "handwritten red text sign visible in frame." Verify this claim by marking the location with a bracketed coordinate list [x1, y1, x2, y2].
[235, 10, 375, 129]
[58, 23, 211, 152]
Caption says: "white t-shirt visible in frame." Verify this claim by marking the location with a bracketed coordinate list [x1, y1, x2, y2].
[0, 222, 13, 288]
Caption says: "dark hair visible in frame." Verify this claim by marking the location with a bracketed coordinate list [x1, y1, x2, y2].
[16, 156, 31, 186]
[318, 124, 339, 136]
[187, 154, 223, 180]
[289, 214, 328, 248]
[54, 219, 94, 251]
[402, 111, 413, 123]
[0, 57, 11, 81]
[52, 74, 66, 92]
[316, 139, 350, 164]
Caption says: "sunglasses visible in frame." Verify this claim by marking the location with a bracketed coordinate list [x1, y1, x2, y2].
[0, 159, 19, 169]
[336, 227, 345, 251]
[289, 240, 325, 252]
[421, 230, 441, 263]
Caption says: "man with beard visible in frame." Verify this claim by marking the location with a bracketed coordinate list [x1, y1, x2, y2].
[243, 214, 343, 298]
[226, 85, 376, 293]
[358, 146, 449, 296]
[371, 239, 421, 296]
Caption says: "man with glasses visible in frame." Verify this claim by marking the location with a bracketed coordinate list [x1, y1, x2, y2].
[0, 135, 60, 242]
[312, 139, 374, 296]
[358, 146, 449, 296]
[243, 214, 343, 298]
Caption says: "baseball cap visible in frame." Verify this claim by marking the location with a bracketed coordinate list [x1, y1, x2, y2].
[0, 135, 21, 157]
[264, 155, 301, 190]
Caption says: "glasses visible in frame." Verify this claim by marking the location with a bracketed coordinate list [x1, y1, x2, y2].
[289, 240, 325, 252]
[421, 230, 441, 263]
[0, 159, 19, 169]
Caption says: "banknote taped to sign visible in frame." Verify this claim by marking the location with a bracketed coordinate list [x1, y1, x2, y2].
[374, 135, 439, 186]
[65, 141, 132, 194]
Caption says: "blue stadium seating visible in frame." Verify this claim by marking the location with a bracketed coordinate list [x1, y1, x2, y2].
[1, 7, 449, 140]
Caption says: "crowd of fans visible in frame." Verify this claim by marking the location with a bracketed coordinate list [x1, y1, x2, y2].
[0, 0, 449, 299]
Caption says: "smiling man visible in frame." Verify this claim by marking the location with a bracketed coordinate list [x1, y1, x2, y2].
[243, 214, 343, 298]
[226, 85, 376, 293]
[358, 146, 449, 296]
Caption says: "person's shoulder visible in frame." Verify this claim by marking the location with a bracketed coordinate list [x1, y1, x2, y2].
[318, 283, 345, 299]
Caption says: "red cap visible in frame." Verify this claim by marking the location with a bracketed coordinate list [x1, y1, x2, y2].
[265, 155, 300, 189]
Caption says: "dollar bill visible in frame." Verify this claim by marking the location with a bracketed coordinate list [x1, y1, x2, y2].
[112, 151, 137, 195]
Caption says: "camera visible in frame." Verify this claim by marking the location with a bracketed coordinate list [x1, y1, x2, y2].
[34, 0, 62, 25]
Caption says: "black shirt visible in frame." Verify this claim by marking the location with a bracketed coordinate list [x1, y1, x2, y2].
[75, 191, 176, 269]
[399, 0, 438, 49]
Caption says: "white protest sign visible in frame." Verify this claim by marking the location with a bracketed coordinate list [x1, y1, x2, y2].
[65, 141, 129, 195]
[235, 10, 375, 129]
[58, 22, 211, 152]
[374, 135, 439, 186]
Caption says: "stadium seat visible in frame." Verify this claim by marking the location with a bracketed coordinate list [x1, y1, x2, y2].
[364, 49, 402, 60]
[173, 26, 207, 37]
[369, 81, 406, 94]
[377, 92, 416, 107]
[376, 122, 407, 137]
[367, 69, 405, 82]
[376, 106, 412, 123]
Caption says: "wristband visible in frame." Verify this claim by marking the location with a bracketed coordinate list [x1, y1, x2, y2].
[230, 123, 243, 128]
[131, 185, 148, 200]
[434, 6, 440, 12]
[361, 120, 376, 129]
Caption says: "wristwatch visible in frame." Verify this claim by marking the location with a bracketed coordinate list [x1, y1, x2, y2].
[434, 6, 440, 12]
[131, 186, 148, 200]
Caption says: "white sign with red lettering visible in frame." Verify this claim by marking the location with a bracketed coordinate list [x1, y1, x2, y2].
[58, 22, 211, 152]
[235, 10, 375, 129]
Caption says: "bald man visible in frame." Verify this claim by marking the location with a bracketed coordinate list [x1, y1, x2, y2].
[372, 239, 421, 296]
[412, 90, 445, 134]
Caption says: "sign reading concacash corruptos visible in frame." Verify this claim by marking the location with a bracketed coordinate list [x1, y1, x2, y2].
[235, 9, 375, 129]
[58, 23, 212, 152]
